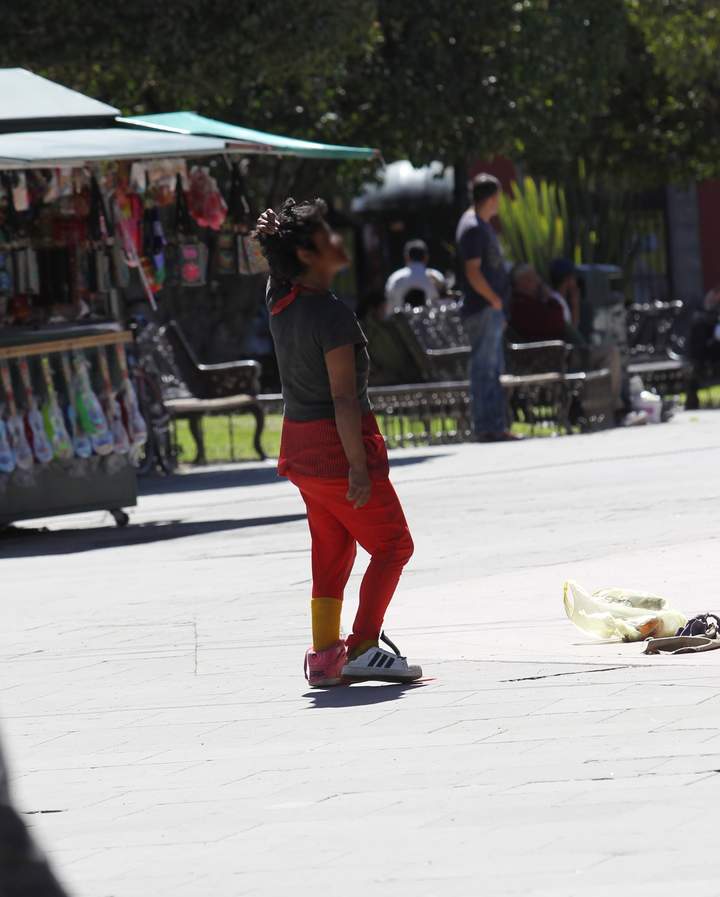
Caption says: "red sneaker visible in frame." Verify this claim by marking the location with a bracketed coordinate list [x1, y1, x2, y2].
[304, 640, 347, 688]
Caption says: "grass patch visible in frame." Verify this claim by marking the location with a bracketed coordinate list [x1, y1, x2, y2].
[175, 414, 283, 463]
[174, 385, 720, 465]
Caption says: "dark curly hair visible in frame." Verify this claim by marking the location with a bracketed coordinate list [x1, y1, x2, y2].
[255, 197, 328, 281]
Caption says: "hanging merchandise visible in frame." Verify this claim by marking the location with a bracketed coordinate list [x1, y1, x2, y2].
[39, 355, 73, 461]
[237, 233, 269, 275]
[0, 414, 14, 473]
[11, 172, 30, 213]
[71, 351, 114, 455]
[188, 165, 228, 231]
[114, 343, 147, 450]
[143, 206, 166, 291]
[225, 162, 266, 275]
[97, 345, 130, 454]
[174, 174, 206, 287]
[59, 352, 92, 459]
[145, 158, 187, 207]
[0, 173, 19, 236]
[215, 229, 237, 276]
[115, 185, 144, 257]
[89, 174, 114, 243]
[179, 243, 207, 287]
[0, 360, 34, 470]
[227, 162, 254, 232]
[17, 357, 54, 464]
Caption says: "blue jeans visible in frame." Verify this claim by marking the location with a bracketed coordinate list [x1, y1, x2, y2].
[463, 307, 507, 434]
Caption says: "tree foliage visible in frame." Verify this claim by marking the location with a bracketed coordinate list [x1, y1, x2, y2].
[2, 1, 720, 196]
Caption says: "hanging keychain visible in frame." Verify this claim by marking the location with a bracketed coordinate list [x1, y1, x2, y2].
[39, 355, 73, 461]
[96, 345, 129, 454]
[59, 352, 92, 459]
[17, 357, 53, 464]
[71, 350, 114, 455]
[114, 343, 147, 449]
[0, 359, 34, 470]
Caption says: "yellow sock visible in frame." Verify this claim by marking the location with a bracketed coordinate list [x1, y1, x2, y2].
[311, 598, 342, 651]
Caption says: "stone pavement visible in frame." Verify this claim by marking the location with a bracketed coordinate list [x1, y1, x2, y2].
[2, 411, 720, 897]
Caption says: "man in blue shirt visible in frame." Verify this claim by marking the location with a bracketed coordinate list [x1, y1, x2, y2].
[456, 173, 516, 441]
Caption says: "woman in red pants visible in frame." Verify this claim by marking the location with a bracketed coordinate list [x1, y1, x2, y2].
[256, 199, 421, 687]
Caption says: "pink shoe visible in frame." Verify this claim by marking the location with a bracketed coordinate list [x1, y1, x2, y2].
[304, 640, 347, 688]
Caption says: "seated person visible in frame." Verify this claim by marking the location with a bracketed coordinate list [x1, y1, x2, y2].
[509, 264, 624, 419]
[688, 285, 720, 365]
[686, 285, 720, 408]
[384, 239, 446, 313]
[509, 264, 584, 346]
[549, 257, 582, 327]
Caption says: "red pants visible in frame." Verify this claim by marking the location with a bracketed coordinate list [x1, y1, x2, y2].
[288, 473, 414, 652]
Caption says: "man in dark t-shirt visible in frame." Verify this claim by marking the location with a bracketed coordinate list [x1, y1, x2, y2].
[455, 173, 515, 441]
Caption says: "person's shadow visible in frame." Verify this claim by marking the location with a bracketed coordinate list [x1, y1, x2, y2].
[303, 680, 430, 708]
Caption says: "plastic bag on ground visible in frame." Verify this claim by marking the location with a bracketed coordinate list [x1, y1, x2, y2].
[563, 580, 687, 642]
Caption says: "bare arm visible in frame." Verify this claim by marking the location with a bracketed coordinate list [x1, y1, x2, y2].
[325, 344, 371, 508]
[464, 260, 503, 310]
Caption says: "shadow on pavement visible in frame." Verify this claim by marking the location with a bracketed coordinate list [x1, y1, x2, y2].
[138, 453, 448, 497]
[304, 680, 430, 708]
[0, 513, 307, 558]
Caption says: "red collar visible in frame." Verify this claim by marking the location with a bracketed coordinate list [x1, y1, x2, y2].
[271, 282, 325, 316]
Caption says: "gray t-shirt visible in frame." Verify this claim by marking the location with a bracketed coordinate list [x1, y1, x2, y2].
[455, 208, 510, 317]
[267, 280, 371, 422]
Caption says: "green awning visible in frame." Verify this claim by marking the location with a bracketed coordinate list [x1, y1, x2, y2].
[119, 111, 379, 161]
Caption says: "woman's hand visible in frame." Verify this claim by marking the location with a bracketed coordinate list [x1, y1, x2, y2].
[256, 208, 280, 235]
[347, 465, 372, 508]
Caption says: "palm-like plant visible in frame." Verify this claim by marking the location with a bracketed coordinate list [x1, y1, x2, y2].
[498, 176, 569, 280]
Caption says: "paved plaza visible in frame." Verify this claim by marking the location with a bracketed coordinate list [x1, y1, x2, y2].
[3, 410, 720, 897]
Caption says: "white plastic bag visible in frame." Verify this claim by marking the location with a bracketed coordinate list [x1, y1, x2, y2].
[563, 580, 687, 642]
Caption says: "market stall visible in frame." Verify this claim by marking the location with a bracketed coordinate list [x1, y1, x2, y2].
[0, 72, 228, 527]
[1, 69, 379, 529]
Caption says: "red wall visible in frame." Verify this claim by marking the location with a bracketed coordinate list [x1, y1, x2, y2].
[468, 157, 518, 194]
[697, 179, 720, 291]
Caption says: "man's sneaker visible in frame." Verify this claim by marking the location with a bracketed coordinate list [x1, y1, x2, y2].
[304, 640, 347, 688]
[342, 632, 422, 683]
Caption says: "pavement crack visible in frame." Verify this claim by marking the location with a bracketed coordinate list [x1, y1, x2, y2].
[502, 666, 628, 683]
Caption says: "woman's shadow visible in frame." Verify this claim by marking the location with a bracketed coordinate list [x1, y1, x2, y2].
[304, 680, 430, 709]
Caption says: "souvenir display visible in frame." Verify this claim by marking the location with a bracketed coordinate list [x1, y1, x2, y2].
[0, 360, 33, 470]
[17, 357, 54, 464]
[59, 352, 92, 459]
[0, 133, 262, 527]
[0, 414, 13, 473]
[97, 345, 130, 455]
[115, 343, 147, 449]
[71, 351, 114, 455]
[39, 355, 74, 461]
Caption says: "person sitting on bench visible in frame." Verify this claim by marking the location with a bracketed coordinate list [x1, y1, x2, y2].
[509, 264, 625, 420]
[384, 240, 446, 314]
[686, 285, 720, 409]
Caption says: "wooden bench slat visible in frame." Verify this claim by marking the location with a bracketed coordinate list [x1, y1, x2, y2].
[165, 395, 256, 415]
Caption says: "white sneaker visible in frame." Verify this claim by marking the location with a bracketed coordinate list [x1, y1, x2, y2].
[342, 632, 423, 683]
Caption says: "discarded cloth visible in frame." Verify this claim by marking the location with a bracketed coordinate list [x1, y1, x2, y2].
[644, 613, 720, 655]
[563, 580, 687, 642]
[643, 635, 720, 655]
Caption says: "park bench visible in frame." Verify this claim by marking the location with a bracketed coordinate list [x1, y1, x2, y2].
[626, 300, 690, 397]
[361, 304, 613, 442]
[155, 320, 266, 464]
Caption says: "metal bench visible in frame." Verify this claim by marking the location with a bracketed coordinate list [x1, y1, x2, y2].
[159, 320, 266, 464]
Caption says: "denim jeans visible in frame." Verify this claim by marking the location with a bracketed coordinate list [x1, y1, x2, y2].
[463, 306, 507, 435]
